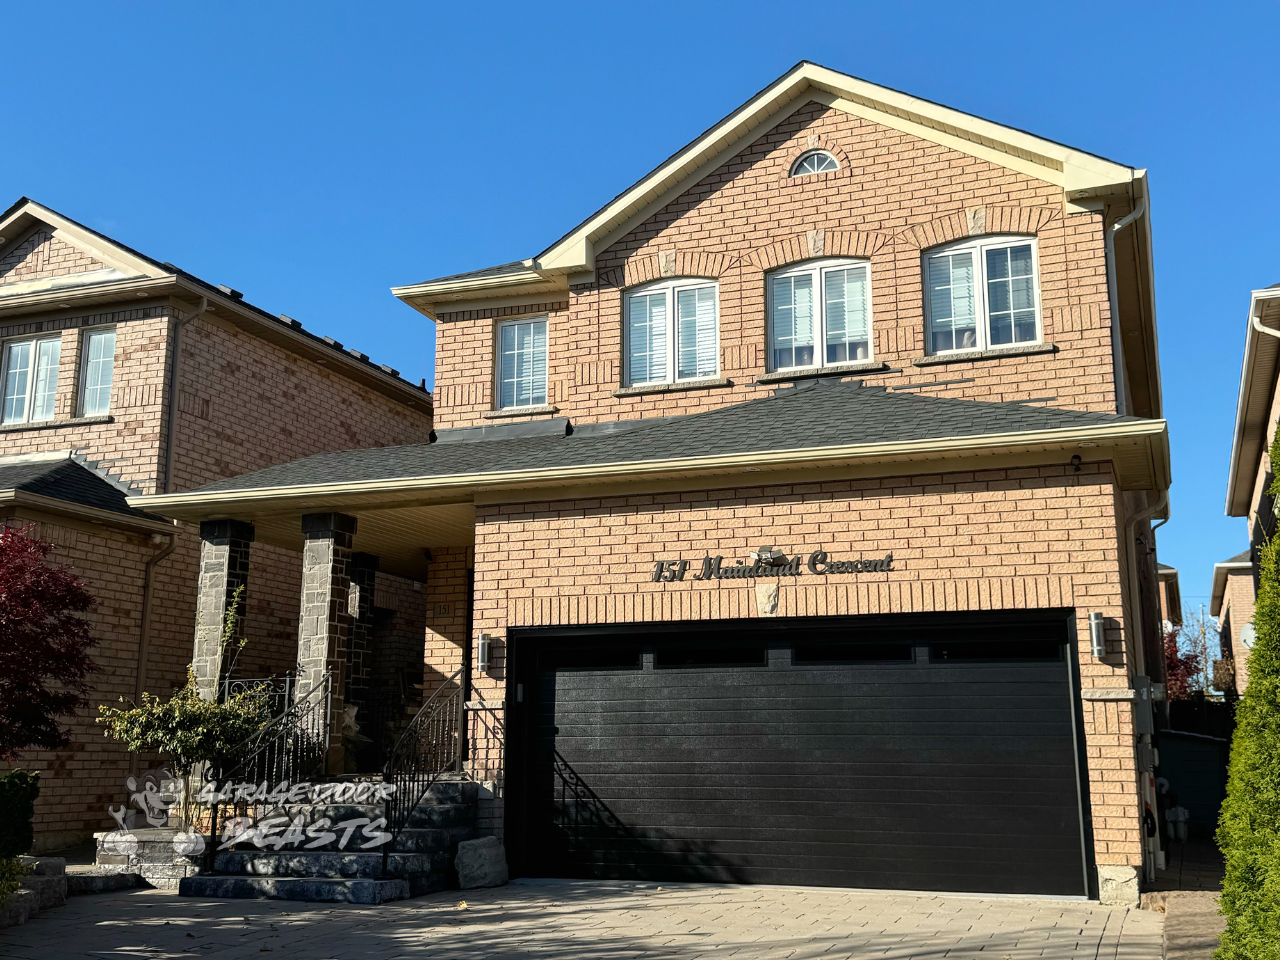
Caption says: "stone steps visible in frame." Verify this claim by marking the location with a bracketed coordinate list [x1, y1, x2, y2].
[179, 875, 409, 904]
[182, 777, 480, 903]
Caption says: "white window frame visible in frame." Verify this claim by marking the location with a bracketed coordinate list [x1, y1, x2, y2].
[78, 325, 117, 418]
[622, 278, 720, 388]
[789, 150, 840, 177]
[766, 258, 873, 374]
[922, 236, 1043, 356]
[1, 334, 62, 425]
[495, 316, 548, 410]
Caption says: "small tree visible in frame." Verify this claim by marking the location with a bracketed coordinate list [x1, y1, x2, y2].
[1164, 622, 1203, 701]
[0, 527, 98, 761]
[1217, 457, 1280, 957]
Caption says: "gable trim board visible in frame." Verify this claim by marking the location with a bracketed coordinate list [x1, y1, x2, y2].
[0, 199, 432, 413]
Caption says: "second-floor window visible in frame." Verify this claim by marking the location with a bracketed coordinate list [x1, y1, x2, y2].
[80, 327, 116, 417]
[924, 237, 1041, 354]
[768, 259, 871, 372]
[624, 279, 719, 387]
[2, 335, 61, 424]
[497, 317, 547, 409]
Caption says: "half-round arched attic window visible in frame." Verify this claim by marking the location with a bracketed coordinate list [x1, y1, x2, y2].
[789, 150, 839, 177]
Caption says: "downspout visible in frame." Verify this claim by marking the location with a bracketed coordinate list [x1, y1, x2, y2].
[1103, 197, 1147, 417]
[131, 529, 176, 774]
[1124, 488, 1167, 677]
[1123, 487, 1167, 883]
[163, 298, 207, 493]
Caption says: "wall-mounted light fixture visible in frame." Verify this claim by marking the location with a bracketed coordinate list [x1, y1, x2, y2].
[1088, 612, 1106, 659]
[477, 634, 492, 673]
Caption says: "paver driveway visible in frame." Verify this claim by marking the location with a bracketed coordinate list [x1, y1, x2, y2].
[1, 879, 1163, 960]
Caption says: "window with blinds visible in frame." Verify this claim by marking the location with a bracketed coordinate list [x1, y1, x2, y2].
[923, 237, 1041, 354]
[2, 335, 61, 424]
[768, 259, 871, 373]
[79, 328, 116, 417]
[497, 318, 548, 409]
[623, 280, 719, 387]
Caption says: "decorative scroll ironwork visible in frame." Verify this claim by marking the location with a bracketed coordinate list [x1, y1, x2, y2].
[219, 674, 295, 718]
[380, 668, 463, 876]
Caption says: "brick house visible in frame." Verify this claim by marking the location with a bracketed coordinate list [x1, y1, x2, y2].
[137, 64, 1169, 903]
[1213, 283, 1280, 697]
[0, 198, 434, 851]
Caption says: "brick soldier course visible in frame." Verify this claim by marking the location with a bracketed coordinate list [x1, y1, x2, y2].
[0, 198, 434, 851]
[136, 63, 1170, 903]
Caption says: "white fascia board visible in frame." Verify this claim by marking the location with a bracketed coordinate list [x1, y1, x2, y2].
[1211, 560, 1253, 616]
[129, 419, 1167, 518]
[1226, 287, 1280, 516]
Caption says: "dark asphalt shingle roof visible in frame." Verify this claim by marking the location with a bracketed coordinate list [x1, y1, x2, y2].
[1223, 550, 1252, 564]
[193, 378, 1140, 496]
[409, 261, 531, 287]
[0, 458, 165, 522]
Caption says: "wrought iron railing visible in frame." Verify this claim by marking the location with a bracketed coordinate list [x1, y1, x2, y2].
[204, 672, 332, 867]
[381, 668, 463, 876]
[219, 673, 295, 717]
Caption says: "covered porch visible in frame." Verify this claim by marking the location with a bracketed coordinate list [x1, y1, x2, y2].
[187, 497, 478, 778]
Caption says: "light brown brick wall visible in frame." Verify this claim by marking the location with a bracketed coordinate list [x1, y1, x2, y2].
[2, 517, 161, 850]
[466, 462, 1143, 870]
[169, 314, 433, 492]
[1223, 571, 1257, 691]
[434, 102, 1116, 429]
[0, 228, 105, 286]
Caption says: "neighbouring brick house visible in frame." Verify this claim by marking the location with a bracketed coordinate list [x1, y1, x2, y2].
[138, 64, 1170, 903]
[1215, 283, 1280, 696]
[0, 198, 434, 851]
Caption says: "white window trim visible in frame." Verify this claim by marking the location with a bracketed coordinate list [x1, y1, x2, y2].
[789, 150, 840, 177]
[766, 257, 873, 374]
[923, 236, 1043, 356]
[1, 334, 62, 425]
[623, 278, 720, 388]
[494, 316, 548, 411]
[78, 325, 117, 418]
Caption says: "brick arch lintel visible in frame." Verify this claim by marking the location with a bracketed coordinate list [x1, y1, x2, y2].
[780, 135, 853, 183]
[895, 205, 1061, 251]
[599, 249, 734, 291]
[749, 230, 893, 273]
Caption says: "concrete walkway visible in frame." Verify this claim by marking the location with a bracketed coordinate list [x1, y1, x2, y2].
[1, 879, 1163, 960]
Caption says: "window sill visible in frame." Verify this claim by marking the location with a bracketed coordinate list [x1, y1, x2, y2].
[612, 377, 733, 398]
[912, 343, 1057, 367]
[481, 405, 559, 420]
[757, 361, 888, 384]
[0, 415, 114, 434]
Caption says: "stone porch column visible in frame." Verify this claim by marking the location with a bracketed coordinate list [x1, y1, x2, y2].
[295, 512, 357, 770]
[191, 519, 254, 701]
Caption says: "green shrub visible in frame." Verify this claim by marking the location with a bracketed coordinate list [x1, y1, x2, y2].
[1217, 528, 1280, 957]
[0, 856, 31, 908]
[0, 771, 40, 859]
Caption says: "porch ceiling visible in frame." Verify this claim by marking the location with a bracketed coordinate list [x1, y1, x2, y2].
[242, 501, 474, 580]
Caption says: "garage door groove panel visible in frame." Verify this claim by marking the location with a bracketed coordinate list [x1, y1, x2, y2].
[517, 615, 1088, 897]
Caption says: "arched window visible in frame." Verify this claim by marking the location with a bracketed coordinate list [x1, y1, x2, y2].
[789, 150, 839, 177]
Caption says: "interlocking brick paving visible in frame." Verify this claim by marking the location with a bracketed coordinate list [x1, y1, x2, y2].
[1, 879, 1163, 960]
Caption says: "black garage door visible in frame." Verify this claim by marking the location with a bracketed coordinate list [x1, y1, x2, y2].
[505, 612, 1092, 897]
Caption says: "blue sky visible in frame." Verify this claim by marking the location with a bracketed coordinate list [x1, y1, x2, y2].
[4, 2, 1277, 608]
